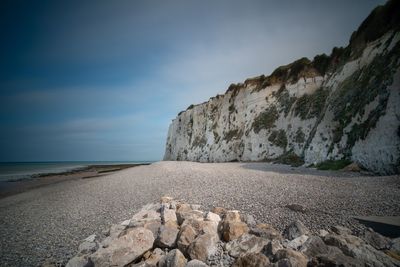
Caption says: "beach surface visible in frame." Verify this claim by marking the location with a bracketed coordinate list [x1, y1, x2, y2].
[0, 161, 399, 266]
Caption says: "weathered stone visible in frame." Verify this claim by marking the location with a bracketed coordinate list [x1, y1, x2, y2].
[285, 234, 309, 250]
[341, 162, 361, 172]
[131, 209, 161, 225]
[222, 221, 249, 242]
[100, 224, 127, 248]
[240, 214, 257, 227]
[200, 221, 219, 236]
[283, 221, 310, 240]
[84, 234, 96, 243]
[285, 204, 307, 213]
[91, 227, 154, 267]
[363, 229, 390, 250]
[188, 234, 219, 262]
[78, 240, 98, 254]
[318, 229, 329, 237]
[156, 222, 180, 248]
[161, 196, 174, 204]
[264, 240, 284, 258]
[331, 225, 352, 236]
[274, 249, 308, 267]
[177, 203, 192, 213]
[177, 210, 204, 225]
[205, 212, 221, 223]
[225, 234, 268, 258]
[177, 224, 197, 254]
[143, 220, 161, 238]
[299, 236, 328, 258]
[120, 219, 130, 226]
[250, 223, 283, 240]
[323, 233, 399, 266]
[212, 207, 227, 217]
[186, 259, 209, 267]
[225, 210, 242, 222]
[162, 209, 178, 224]
[232, 252, 270, 267]
[308, 246, 358, 267]
[144, 248, 165, 266]
[66, 256, 92, 267]
[191, 204, 202, 210]
[158, 249, 187, 267]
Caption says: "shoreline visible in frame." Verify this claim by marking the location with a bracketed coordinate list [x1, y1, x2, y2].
[0, 163, 149, 199]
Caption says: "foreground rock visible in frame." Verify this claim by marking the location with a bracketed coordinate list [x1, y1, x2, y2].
[65, 197, 400, 267]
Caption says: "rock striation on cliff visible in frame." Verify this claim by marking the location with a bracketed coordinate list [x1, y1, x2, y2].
[164, 0, 400, 174]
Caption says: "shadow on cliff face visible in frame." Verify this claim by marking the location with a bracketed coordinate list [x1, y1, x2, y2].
[239, 162, 367, 178]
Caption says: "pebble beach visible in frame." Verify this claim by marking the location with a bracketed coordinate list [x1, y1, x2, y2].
[0, 161, 399, 266]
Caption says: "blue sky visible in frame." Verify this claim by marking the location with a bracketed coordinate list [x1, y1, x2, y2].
[0, 0, 383, 161]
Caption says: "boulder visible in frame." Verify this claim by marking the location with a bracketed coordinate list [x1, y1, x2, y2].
[225, 210, 242, 222]
[362, 229, 390, 250]
[232, 252, 270, 267]
[225, 234, 268, 258]
[341, 162, 361, 172]
[283, 221, 310, 240]
[177, 203, 192, 213]
[161, 196, 174, 204]
[205, 212, 221, 223]
[222, 221, 249, 242]
[143, 220, 161, 238]
[177, 224, 198, 254]
[78, 240, 98, 255]
[251, 223, 283, 240]
[264, 240, 284, 258]
[177, 210, 204, 225]
[285, 235, 309, 250]
[162, 209, 178, 224]
[65, 256, 92, 267]
[240, 214, 257, 227]
[274, 249, 308, 267]
[186, 259, 209, 267]
[156, 222, 180, 248]
[90, 227, 154, 267]
[212, 207, 227, 217]
[187, 234, 219, 262]
[331, 225, 352, 236]
[159, 249, 187, 267]
[143, 248, 165, 266]
[199, 221, 219, 236]
[191, 204, 202, 210]
[299, 236, 329, 258]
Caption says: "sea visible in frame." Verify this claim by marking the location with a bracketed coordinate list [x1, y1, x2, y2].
[0, 161, 153, 182]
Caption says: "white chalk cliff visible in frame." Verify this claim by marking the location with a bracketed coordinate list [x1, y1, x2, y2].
[164, 1, 400, 175]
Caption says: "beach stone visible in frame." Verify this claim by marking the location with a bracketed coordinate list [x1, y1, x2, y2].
[283, 221, 310, 240]
[331, 225, 352, 236]
[285, 234, 309, 250]
[186, 259, 209, 267]
[222, 221, 249, 242]
[162, 209, 178, 224]
[240, 214, 257, 227]
[191, 204, 202, 210]
[232, 252, 270, 267]
[299, 236, 328, 258]
[188, 234, 219, 262]
[323, 233, 399, 266]
[362, 229, 390, 250]
[205, 212, 221, 223]
[143, 220, 161, 238]
[78, 240, 98, 254]
[177, 224, 197, 254]
[225, 234, 268, 258]
[90, 227, 154, 267]
[250, 223, 283, 240]
[225, 210, 242, 222]
[177, 210, 204, 225]
[156, 222, 179, 248]
[212, 207, 227, 217]
[285, 204, 307, 213]
[264, 239, 284, 258]
[318, 229, 329, 237]
[143, 248, 165, 266]
[274, 249, 308, 267]
[65, 256, 92, 267]
[158, 249, 187, 267]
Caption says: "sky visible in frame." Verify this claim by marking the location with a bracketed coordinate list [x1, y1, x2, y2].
[0, 0, 384, 162]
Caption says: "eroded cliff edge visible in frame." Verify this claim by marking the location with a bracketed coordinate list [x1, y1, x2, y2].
[164, 1, 400, 175]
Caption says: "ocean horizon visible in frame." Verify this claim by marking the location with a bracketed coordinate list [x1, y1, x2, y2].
[0, 161, 156, 182]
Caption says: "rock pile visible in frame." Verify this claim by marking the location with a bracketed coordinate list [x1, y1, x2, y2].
[65, 197, 400, 267]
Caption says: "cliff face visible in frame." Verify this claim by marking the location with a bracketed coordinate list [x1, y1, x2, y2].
[164, 1, 400, 175]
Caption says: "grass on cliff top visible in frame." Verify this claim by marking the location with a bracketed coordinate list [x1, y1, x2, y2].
[315, 159, 352, 170]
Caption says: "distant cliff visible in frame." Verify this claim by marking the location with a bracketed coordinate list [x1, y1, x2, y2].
[164, 0, 400, 175]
